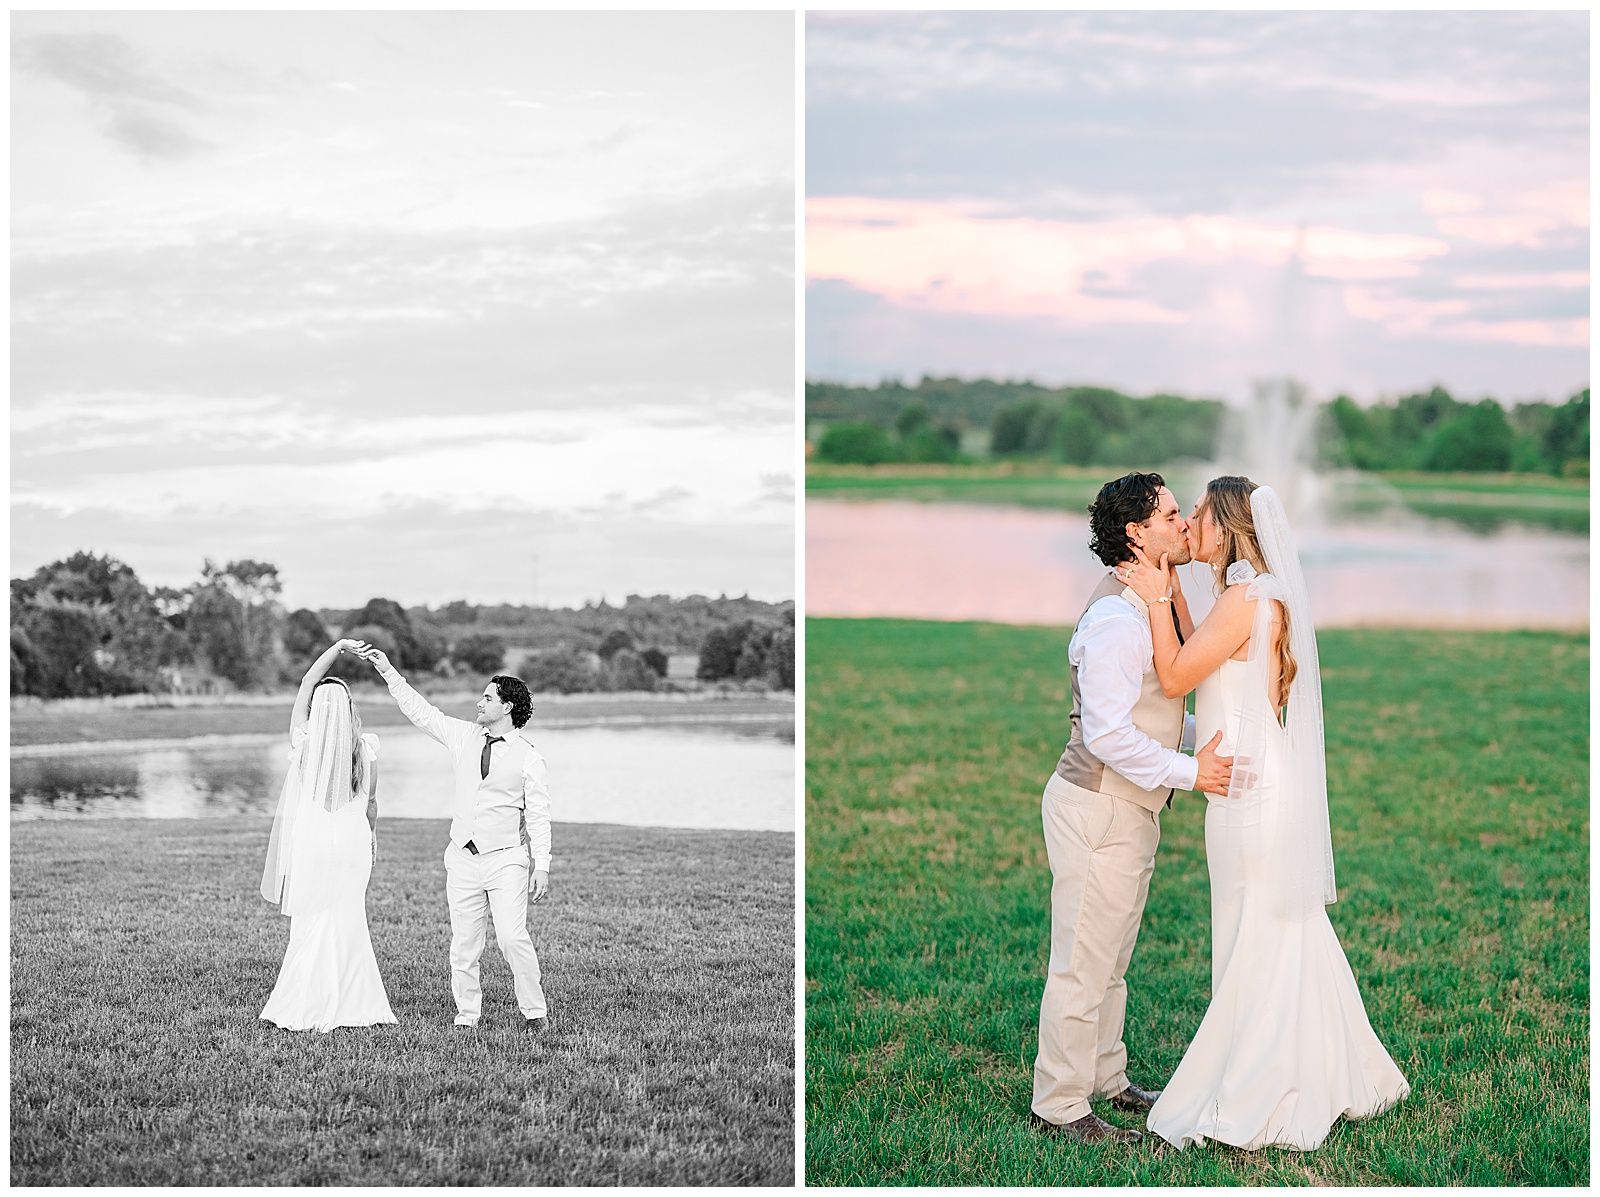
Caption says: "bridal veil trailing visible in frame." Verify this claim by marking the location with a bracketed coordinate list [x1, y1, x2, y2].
[259, 681, 396, 1032]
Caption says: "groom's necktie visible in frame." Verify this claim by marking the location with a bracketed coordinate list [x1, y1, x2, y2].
[480, 736, 504, 779]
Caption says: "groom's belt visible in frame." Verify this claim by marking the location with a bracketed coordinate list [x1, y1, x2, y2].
[459, 839, 518, 857]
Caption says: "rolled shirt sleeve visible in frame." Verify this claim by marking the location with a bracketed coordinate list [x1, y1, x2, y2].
[1072, 609, 1200, 793]
[522, 751, 552, 872]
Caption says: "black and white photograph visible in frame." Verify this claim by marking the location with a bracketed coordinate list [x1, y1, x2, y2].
[12, 11, 796, 1186]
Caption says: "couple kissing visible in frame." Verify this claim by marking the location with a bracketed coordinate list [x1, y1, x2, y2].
[1030, 471, 1409, 1151]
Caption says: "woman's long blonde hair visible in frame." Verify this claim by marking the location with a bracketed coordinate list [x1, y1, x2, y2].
[312, 677, 367, 798]
[1199, 476, 1298, 703]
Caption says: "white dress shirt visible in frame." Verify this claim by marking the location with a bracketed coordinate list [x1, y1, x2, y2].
[1068, 593, 1199, 793]
[379, 666, 552, 871]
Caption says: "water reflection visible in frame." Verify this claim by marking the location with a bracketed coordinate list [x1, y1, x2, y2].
[12, 721, 794, 831]
[805, 499, 1588, 629]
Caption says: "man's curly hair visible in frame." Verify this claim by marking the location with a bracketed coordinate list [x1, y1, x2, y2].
[1087, 471, 1167, 566]
[489, 674, 534, 729]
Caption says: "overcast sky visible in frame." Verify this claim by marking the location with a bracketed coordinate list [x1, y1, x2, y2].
[13, 11, 794, 610]
[807, 11, 1588, 406]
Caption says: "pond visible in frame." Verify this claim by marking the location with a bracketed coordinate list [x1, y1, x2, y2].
[805, 499, 1589, 629]
[10, 721, 795, 832]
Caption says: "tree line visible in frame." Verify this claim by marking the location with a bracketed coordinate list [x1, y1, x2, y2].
[10, 552, 794, 700]
[808, 377, 1589, 477]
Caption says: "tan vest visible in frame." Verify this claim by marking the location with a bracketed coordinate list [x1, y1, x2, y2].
[1055, 570, 1186, 813]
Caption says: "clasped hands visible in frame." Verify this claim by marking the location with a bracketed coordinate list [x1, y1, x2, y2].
[335, 638, 392, 673]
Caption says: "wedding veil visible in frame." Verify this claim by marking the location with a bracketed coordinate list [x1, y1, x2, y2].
[260, 681, 360, 916]
[1224, 484, 1337, 920]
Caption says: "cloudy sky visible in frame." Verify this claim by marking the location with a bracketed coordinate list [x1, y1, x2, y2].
[807, 11, 1588, 405]
[13, 11, 794, 610]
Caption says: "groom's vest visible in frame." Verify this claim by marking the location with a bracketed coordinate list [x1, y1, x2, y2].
[1055, 570, 1186, 813]
[450, 731, 537, 855]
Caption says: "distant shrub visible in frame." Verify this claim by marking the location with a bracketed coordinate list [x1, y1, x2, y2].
[520, 647, 599, 694]
[602, 648, 658, 693]
[1425, 399, 1513, 472]
[817, 422, 895, 465]
[449, 631, 506, 674]
[735, 628, 772, 681]
[698, 621, 754, 681]
[640, 647, 669, 677]
[903, 423, 960, 463]
[597, 628, 636, 661]
[765, 626, 795, 691]
[282, 609, 331, 671]
[327, 624, 399, 681]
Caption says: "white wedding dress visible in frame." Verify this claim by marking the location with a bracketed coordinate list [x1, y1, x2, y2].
[1145, 655, 1409, 1150]
[260, 729, 397, 1033]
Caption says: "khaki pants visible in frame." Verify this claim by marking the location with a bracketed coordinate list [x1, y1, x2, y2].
[445, 842, 547, 1025]
[1031, 772, 1161, 1125]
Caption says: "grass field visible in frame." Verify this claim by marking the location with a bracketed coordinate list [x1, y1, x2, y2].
[8, 692, 795, 748]
[804, 618, 1588, 1185]
[11, 819, 794, 1185]
[805, 463, 1589, 534]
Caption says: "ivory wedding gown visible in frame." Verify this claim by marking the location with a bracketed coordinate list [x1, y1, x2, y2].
[260, 730, 397, 1033]
[1145, 658, 1409, 1151]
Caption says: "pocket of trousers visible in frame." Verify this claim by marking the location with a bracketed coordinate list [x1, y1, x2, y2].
[1082, 790, 1118, 852]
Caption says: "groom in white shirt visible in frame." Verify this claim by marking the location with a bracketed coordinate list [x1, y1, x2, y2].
[1030, 472, 1233, 1143]
[360, 646, 553, 1032]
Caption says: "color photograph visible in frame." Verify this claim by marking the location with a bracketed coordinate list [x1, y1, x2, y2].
[12, 11, 795, 1186]
[804, 11, 1587, 1186]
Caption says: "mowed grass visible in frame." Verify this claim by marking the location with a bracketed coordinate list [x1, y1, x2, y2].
[12, 819, 794, 1185]
[804, 618, 1588, 1186]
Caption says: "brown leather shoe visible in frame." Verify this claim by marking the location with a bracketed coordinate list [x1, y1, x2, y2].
[1029, 1110, 1142, 1143]
[1107, 1083, 1162, 1113]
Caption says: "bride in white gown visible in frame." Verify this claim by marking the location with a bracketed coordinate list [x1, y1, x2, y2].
[259, 639, 397, 1033]
[1119, 477, 1408, 1151]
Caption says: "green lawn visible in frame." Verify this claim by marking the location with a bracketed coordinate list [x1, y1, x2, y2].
[805, 463, 1589, 534]
[11, 819, 794, 1185]
[804, 618, 1588, 1185]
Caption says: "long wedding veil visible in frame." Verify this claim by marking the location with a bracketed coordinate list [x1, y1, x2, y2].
[1224, 484, 1337, 920]
[260, 682, 359, 916]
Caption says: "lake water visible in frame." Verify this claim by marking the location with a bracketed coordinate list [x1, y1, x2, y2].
[10, 721, 795, 832]
[806, 499, 1589, 629]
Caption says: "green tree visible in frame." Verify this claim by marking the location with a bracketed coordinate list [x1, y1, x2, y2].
[698, 621, 753, 680]
[1545, 389, 1589, 476]
[520, 647, 599, 694]
[449, 631, 506, 674]
[990, 400, 1047, 455]
[10, 553, 187, 695]
[735, 626, 774, 681]
[640, 647, 669, 677]
[765, 625, 795, 690]
[602, 647, 658, 692]
[903, 423, 960, 463]
[894, 403, 931, 440]
[186, 560, 286, 690]
[1054, 401, 1103, 465]
[596, 628, 636, 661]
[282, 609, 331, 674]
[816, 422, 896, 465]
[1424, 399, 1513, 472]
